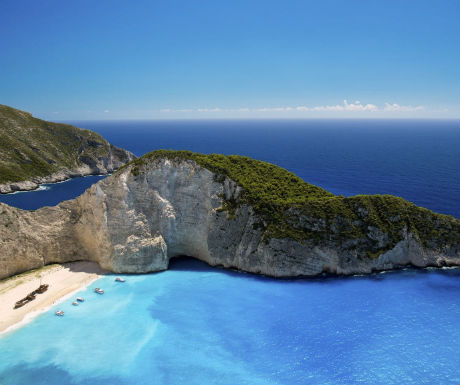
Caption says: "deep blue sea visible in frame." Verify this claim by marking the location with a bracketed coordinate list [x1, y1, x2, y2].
[0, 119, 459, 385]
[1, 119, 458, 217]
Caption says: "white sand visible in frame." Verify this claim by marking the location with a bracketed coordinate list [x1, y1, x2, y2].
[0, 261, 106, 334]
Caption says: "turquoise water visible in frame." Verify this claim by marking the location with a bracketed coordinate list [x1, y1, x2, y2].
[1, 259, 459, 385]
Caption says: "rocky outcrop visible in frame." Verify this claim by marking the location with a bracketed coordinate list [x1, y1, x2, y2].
[0, 146, 134, 194]
[0, 155, 459, 280]
[0, 152, 134, 194]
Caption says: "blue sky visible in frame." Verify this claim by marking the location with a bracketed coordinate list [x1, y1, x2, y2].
[0, 0, 458, 119]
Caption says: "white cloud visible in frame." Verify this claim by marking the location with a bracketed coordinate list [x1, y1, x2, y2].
[293, 100, 378, 112]
[256, 107, 292, 112]
[104, 109, 109, 113]
[156, 100, 426, 115]
[309, 100, 378, 112]
[197, 108, 222, 112]
[383, 103, 424, 112]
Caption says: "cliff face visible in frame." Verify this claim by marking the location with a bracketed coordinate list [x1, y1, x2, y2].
[0, 104, 135, 193]
[1, 153, 459, 280]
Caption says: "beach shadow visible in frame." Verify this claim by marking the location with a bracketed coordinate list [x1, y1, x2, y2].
[63, 260, 108, 275]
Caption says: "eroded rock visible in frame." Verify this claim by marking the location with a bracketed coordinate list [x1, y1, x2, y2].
[0, 156, 459, 279]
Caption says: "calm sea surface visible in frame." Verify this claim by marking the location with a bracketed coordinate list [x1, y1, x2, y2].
[1, 119, 458, 217]
[0, 120, 459, 384]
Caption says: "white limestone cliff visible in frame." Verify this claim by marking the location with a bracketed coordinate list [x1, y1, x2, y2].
[0, 158, 459, 280]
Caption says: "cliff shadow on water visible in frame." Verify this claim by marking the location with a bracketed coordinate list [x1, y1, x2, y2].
[166, 256, 286, 283]
[167, 256, 224, 273]
[165, 256, 460, 285]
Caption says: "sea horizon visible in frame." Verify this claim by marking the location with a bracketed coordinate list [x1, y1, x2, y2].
[56, 117, 460, 123]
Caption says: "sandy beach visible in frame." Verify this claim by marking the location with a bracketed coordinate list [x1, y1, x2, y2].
[0, 261, 106, 334]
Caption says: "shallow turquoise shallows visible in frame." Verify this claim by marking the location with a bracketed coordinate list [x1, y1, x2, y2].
[0, 259, 459, 385]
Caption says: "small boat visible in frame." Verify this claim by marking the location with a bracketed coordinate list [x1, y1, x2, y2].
[115, 277, 126, 282]
[76, 297, 85, 302]
[55, 310, 64, 316]
[94, 288, 104, 294]
[72, 301, 79, 306]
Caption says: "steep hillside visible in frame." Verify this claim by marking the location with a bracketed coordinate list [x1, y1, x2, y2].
[0, 104, 134, 193]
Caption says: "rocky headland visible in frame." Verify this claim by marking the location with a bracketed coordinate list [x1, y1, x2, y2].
[0, 104, 135, 193]
[0, 150, 459, 280]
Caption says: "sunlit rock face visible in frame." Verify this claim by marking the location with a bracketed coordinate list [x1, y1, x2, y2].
[1, 158, 459, 280]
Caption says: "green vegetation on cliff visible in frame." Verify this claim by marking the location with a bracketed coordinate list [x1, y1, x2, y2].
[123, 150, 460, 257]
[0, 104, 132, 185]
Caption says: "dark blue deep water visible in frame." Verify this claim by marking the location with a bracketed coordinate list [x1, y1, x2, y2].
[0, 175, 106, 210]
[1, 119, 459, 217]
[0, 120, 459, 385]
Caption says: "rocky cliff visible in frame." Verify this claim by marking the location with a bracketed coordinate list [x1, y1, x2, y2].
[0, 104, 135, 193]
[1, 150, 459, 279]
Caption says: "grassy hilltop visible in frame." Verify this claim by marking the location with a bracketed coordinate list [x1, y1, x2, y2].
[124, 150, 460, 258]
[0, 104, 131, 185]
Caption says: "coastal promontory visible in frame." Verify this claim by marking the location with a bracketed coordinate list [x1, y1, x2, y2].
[0, 104, 135, 193]
[0, 150, 459, 279]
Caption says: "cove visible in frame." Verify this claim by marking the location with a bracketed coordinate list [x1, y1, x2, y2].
[0, 175, 106, 210]
[0, 258, 459, 385]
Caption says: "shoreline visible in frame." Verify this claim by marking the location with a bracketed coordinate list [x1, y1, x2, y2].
[1, 260, 458, 337]
[0, 171, 111, 195]
[0, 261, 107, 335]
